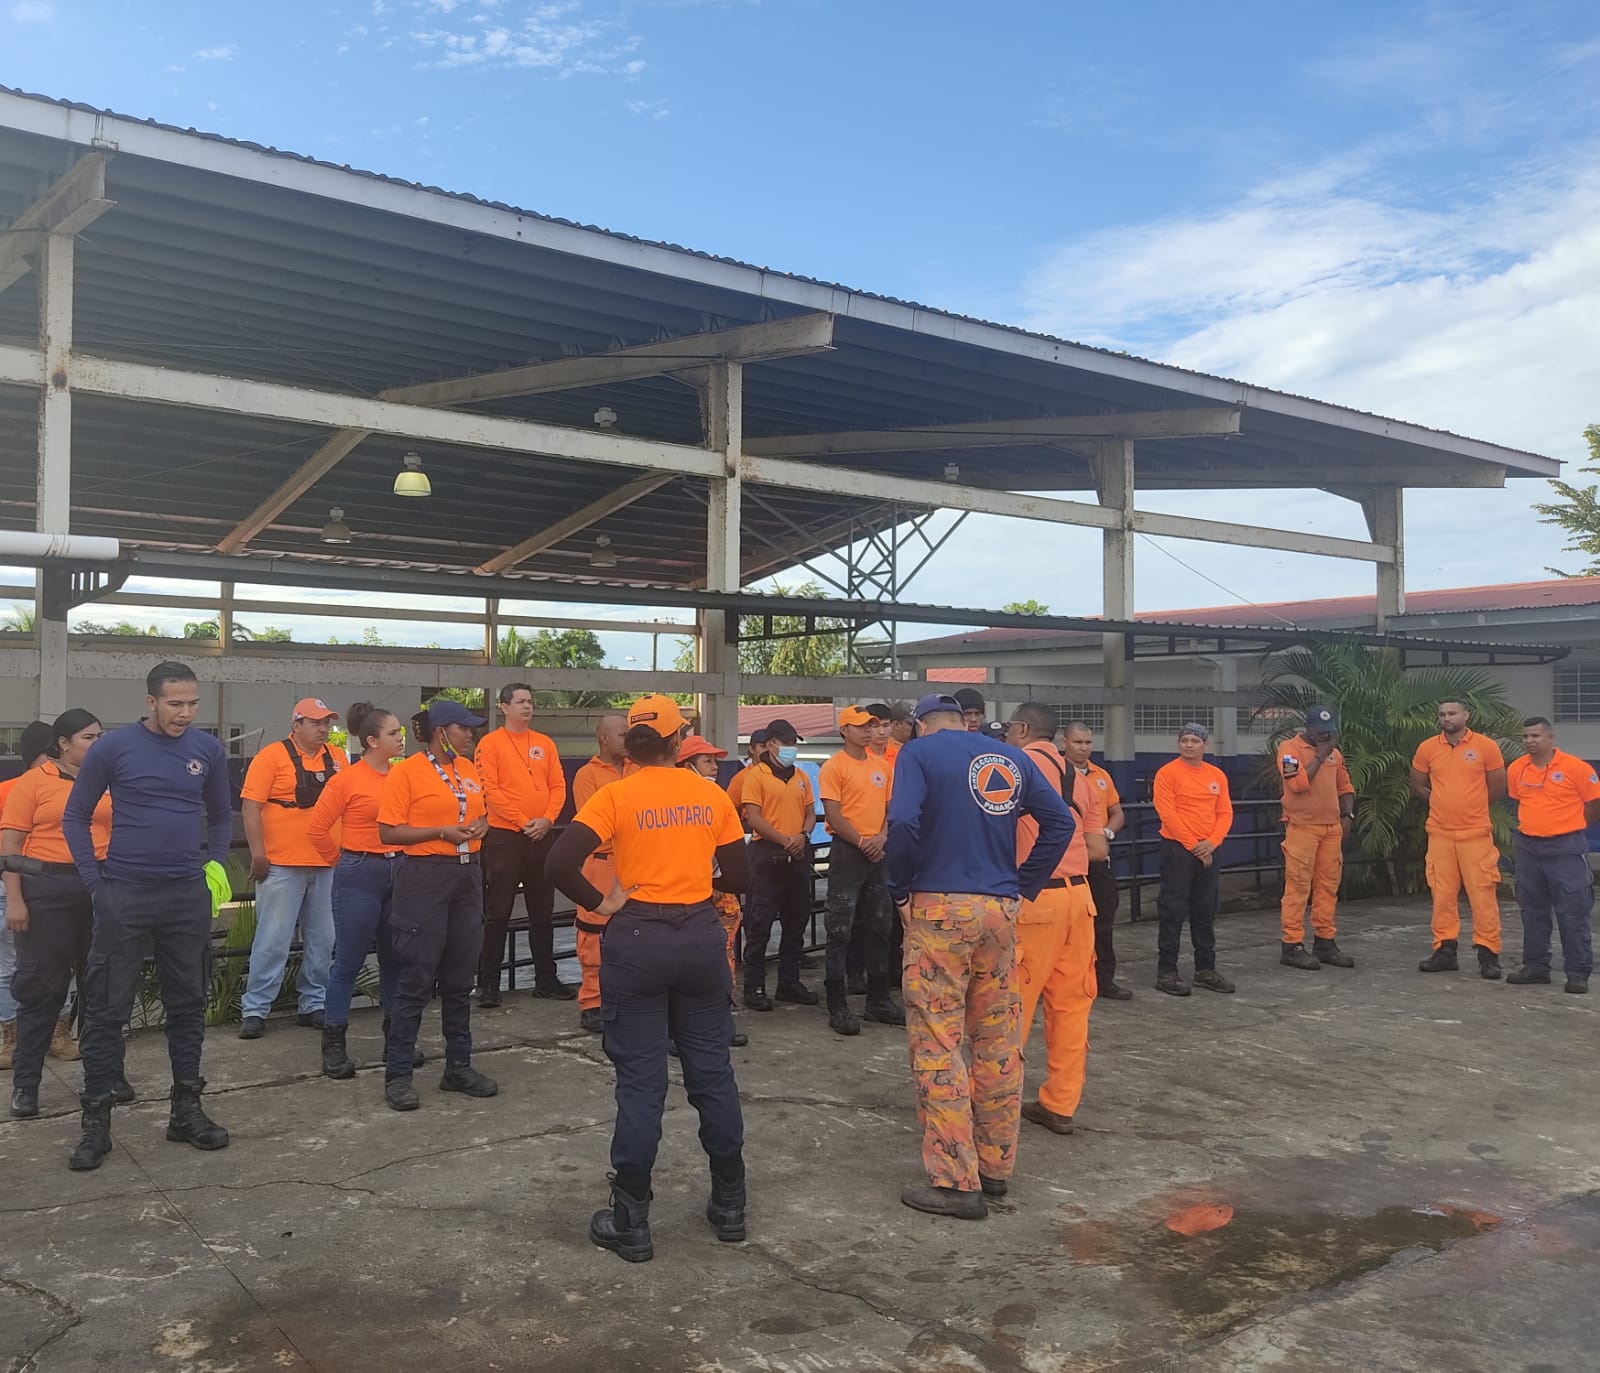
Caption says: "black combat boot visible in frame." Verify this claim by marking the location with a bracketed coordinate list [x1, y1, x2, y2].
[706, 1154, 747, 1242]
[862, 975, 906, 1026]
[165, 1079, 230, 1151]
[1419, 939, 1459, 972]
[1475, 945, 1503, 980]
[11, 1083, 39, 1118]
[382, 1016, 425, 1069]
[825, 981, 860, 1036]
[590, 1174, 653, 1263]
[1313, 937, 1354, 968]
[743, 985, 773, 1012]
[68, 1093, 114, 1171]
[775, 980, 819, 1006]
[321, 1024, 356, 1080]
[385, 1074, 420, 1111]
[1281, 942, 1321, 971]
[439, 1063, 498, 1097]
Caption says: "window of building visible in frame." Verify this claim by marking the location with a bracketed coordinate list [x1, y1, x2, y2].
[1554, 668, 1600, 722]
[1052, 704, 1106, 734]
[1133, 705, 1214, 734]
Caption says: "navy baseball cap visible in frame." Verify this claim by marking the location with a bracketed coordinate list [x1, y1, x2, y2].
[749, 728, 770, 746]
[913, 693, 964, 721]
[981, 720, 1007, 740]
[1306, 705, 1336, 731]
[427, 699, 486, 729]
[765, 718, 804, 744]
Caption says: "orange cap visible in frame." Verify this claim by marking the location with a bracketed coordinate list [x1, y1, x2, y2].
[292, 697, 339, 722]
[628, 694, 688, 737]
[677, 735, 727, 762]
[837, 705, 874, 728]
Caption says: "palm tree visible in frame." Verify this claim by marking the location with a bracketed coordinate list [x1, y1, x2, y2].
[1253, 641, 1523, 896]
[2, 604, 35, 633]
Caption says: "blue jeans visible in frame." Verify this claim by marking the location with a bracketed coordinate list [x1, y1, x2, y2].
[0, 886, 17, 1022]
[325, 852, 400, 1026]
[242, 864, 335, 1019]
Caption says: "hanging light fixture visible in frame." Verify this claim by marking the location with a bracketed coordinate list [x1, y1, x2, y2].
[593, 406, 619, 429]
[393, 451, 432, 498]
[591, 534, 617, 569]
[320, 506, 353, 545]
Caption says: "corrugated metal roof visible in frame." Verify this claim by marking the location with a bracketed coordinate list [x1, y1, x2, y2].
[0, 85, 1562, 595]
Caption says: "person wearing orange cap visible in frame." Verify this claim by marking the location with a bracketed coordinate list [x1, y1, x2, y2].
[1276, 706, 1356, 972]
[1505, 716, 1596, 994]
[1152, 723, 1235, 996]
[546, 695, 752, 1264]
[819, 705, 902, 1035]
[570, 713, 635, 1034]
[476, 683, 573, 1005]
[1412, 700, 1508, 978]
[738, 718, 819, 1011]
[677, 736, 746, 1045]
[1005, 702, 1097, 1136]
[238, 698, 346, 1039]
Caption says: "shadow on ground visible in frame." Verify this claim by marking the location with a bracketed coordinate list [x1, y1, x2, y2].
[3, 898, 1598, 1372]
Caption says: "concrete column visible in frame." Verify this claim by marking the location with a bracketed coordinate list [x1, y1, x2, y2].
[216, 580, 234, 747]
[1210, 657, 1240, 760]
[699, 362, 743, 748]
[1364, 488, 1405, 629]
[34, 233, 73, 719]
[1096, 439, 1136, 775]
[483, 597, 500, 728]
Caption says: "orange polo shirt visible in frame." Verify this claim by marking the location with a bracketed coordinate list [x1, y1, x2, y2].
[1508, 750, 1600, 838]
[573, 766, 744, 905]
[740, 762, 815, 840]
[377, 750, 488, 857]
[1015, 740, 1088, 877]
[1153, 759, 1233, 849]
[1277, 734, 1355, 826]
[1412, 730, 1504, 834]
[572, 756, 637, 849]
[307, 758, 396, 862]
[881, 741, 902, 768]
[2, 760, 112, 862]
[476, 726, 565, 832]
[240, 739, 346, 867]
[818, 749, 893, 840]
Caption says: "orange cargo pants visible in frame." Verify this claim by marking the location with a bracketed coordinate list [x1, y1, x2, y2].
[575, 851, 618, 1012]
[1015, 881, 1097, 1119]
[903, 891, 1023, 1192]
[1281, 821, 1343, 943]
[1426, 829, 1503, 953]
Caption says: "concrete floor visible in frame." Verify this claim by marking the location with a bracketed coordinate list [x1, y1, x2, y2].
[3, 897, 1598, 1373]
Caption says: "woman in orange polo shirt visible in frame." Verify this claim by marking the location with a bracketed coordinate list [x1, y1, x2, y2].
[308, 702, 419, 1081]
[547, 696, 752, 1264]
[375, 700, 496, 1113]
[2, 709, 116, 1119]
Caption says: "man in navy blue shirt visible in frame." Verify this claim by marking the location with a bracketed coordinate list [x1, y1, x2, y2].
[887, 693, 1074, 1219]
[62, 661, 233, 1172]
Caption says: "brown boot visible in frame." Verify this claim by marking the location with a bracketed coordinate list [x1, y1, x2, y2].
[0, 1019, 14, 1071]
[49, 1015, 81, 1062]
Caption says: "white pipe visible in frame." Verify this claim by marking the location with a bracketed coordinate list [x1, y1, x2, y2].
[0, 531, 120, 560]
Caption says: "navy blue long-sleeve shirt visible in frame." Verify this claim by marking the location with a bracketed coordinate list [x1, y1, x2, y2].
[886, 729, 1075, 903]
[64, 721, 232, 889]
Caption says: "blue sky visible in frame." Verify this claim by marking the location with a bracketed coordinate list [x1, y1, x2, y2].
[5, 0, 1600, 650]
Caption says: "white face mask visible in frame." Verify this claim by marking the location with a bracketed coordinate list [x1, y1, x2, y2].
[775, 745, 799, 767]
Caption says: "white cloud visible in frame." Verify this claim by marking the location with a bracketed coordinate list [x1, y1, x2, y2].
[625, 97, 669, 119]
[193, 43, 238, 61]
[8, 0, 54, 21]
[399, 0, 647, 78]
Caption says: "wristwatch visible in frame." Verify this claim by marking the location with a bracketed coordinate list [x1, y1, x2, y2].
[1102, 826, 1116, 841]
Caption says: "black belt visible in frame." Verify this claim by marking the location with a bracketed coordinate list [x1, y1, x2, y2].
[406, 853, 479, 866]
[1041, 875, 1089, 889]
[343, 849, 401, 859]
[574, 916, 609, 935]
[38, 861, 82, 877]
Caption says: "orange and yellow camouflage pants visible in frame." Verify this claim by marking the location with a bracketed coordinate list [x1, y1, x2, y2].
[575, 852, 618, 1011]
[713, 891, 742, 991]
[1016, 882, 1097, 1119]
[903, 891, 1023, 1192]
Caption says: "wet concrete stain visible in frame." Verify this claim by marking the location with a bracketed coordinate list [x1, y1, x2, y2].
[1064, 1197, 1502, 1341]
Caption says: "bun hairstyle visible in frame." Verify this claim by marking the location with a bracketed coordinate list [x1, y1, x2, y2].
[47, 708, 100, 759]
[347, 701, 396, 754]
[410, 708, 439, 749]
[624, 723, 677, 765]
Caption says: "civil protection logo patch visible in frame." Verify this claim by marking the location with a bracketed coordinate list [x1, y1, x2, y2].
[969, 753, 1022, 815]
[185, 759, 204, 775]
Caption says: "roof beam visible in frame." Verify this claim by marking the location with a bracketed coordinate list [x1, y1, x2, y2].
[741, 407, 1241, 459]
[475, 472, 676, 574]
[386, 312, 835, 407]
[740, 454, 1396, 564]
[211, 315, 831, 553]
[0, 152, 113, 294]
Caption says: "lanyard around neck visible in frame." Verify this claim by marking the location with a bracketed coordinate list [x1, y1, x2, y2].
[425, 750, 470, 851]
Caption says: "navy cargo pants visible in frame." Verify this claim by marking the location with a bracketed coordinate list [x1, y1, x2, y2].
[741, 843, 813, 992]
[601, 900, 743, 1193]
[81, 875, 212, 1098]
[1513, 831, 1594, 979]
[823, 840, 893, 989]
[387, 855, 484, 1077]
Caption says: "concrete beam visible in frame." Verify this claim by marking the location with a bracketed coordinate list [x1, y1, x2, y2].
[0, 152, 113, 294]
[475, 472, 675, 574]
[388, 312, 835, 407]
[700, 362, 743, 747]
[216, 428, 369, 554]
[743, 407, 1241, 458]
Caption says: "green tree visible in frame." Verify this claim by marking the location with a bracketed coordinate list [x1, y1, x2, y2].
[1532, 423, 1600, 575]
[2, 605, 35, 633]
[1002, 599, 1050, 615]
[490, 626, 613, 708]
[670, 581, 849, 706]
[77, 619, 159, 636]
[1253, 641, 1523, 897]
[183, 620, 258, 641]
[256, 625, 294, 642]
